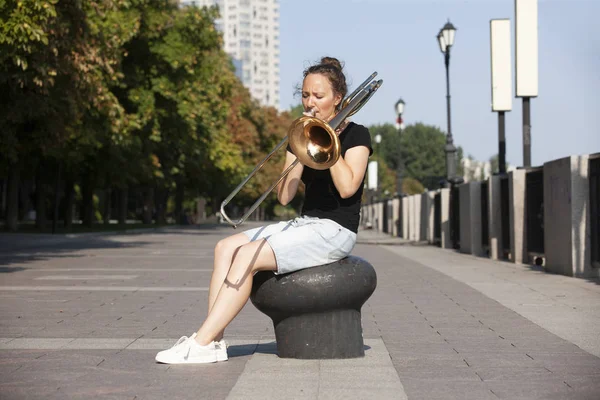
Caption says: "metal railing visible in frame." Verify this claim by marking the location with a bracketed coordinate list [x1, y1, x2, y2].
[396, 196, 403, 238]
[590, 155, 600, 266]
[525, 167, 545, 262]
[480, 181, 489, 252]
[382, 199, 389, 234]
[500, 175, 510, 259]
[450, 186, 460, 249]
[433, 192, 441, 246]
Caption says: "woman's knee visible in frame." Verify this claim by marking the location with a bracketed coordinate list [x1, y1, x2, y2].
[229, 239, 276, 275]
[214, 234, 250, 262]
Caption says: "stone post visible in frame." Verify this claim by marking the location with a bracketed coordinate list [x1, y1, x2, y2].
[509, 169, 527, 264]
[440, 188, 452, 249]
[402, 197, 409, 240]
[392, 197, 401, 237]
[413, 195, 422, 241]
[488, 175, 504, 260]
[459, 182, 483, 256]
[421, 192, 434, 242]
[544, 155, 594, 277]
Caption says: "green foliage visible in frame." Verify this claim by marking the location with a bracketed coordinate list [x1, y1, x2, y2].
[288, 103, 304, 119]
[0, 0, 299, 229]
[273, 204, 299, 220]
[402, 177, 425, 195]
[369, 122, 465, 190]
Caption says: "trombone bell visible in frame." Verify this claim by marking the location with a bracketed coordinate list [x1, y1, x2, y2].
[288, 116, 341, 170]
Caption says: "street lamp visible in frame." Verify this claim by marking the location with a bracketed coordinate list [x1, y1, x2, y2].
[374, 134, 382, 200]
[394, 98, 405, 196]
[437, 20, 461, 186]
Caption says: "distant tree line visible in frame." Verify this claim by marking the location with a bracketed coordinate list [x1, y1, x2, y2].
[368, 123, 465, 196]
[0, 0, 295, 231]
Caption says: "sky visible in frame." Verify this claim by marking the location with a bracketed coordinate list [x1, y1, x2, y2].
[278, 0, 599, 167]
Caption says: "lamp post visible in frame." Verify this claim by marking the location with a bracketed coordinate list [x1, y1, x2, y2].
[374, 133, 381, 200]
[437, 21, 460, 187]
[394, 99, 405, 196]
[394, 99, 406, 238]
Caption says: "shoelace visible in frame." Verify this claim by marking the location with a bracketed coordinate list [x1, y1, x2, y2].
[171, 336, 192, 353]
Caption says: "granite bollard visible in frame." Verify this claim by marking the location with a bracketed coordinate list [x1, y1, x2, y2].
[250, 256, 377, 359]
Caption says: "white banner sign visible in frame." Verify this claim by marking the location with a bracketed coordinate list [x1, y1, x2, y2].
[490, 19, 513, 111]
[515, 0, 539, 97]
[367, 161, 378, 190]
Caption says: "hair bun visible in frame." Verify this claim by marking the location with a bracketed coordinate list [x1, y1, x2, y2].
[320, 57, 343, 71]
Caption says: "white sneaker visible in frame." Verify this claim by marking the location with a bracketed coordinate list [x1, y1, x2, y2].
[215, 339, 228, 361]
[155, 333, 217, 364]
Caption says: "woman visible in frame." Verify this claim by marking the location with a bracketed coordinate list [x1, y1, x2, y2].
[156, 57, 372, 364]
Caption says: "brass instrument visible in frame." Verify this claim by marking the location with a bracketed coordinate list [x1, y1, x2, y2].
[221, 72, 383, 228]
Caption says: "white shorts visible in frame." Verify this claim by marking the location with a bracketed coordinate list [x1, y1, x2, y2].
[242, 216, 357, 275]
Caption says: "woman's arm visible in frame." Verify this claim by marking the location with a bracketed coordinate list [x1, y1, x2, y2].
[329, 145, 370, 198]
[276, 151, 304, 206]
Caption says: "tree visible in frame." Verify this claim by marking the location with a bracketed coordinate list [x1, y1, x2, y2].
[0, 0, 133, 230]
[369, 122, 465, 191]
[288, 103, 304, 119]
[0, 1, 309, 230]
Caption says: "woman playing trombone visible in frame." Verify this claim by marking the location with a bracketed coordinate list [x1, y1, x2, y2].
[156, 56, 373, 364]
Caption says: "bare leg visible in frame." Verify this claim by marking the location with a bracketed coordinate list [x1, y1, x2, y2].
[208, 233, 250, 341]
[195, 239, 277, 345]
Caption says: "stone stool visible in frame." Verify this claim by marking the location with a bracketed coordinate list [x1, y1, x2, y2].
[250, 255, 377, 359]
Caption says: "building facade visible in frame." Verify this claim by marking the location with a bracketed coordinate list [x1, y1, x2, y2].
[180, 0, 280, 109]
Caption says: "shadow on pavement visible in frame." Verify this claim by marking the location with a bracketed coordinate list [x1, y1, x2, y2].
[0, 235, 157, 271]
[226, 341, 373, 359]
[0, 224, 242, 272]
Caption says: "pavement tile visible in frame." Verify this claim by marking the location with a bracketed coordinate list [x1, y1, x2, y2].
[485, 379, 574, 399]
[226, 370, 319, 399]
[62, 338, 136, 349]
[474, 366, 555, 381]
[524, 352, 600, 367]
[561, 375, 600, 394]
[317, 387, 405, 400]
[460, 352, 544, 368]
[384, 344, 459, 356]
[391, 353, 468, 369]
[0, 338, 74, 349]
[394, 366, 481, 381]
[399, 379, 498, 400]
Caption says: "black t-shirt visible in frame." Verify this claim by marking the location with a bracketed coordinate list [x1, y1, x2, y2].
[287, 122, 372, 233]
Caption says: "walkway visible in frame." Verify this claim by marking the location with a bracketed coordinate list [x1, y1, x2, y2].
[0, 224, 598, 399]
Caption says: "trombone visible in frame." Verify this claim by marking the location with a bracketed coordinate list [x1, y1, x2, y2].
[221, 72, 383, 228]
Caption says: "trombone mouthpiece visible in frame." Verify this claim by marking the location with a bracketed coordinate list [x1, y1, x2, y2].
[304, 109, 316, 117]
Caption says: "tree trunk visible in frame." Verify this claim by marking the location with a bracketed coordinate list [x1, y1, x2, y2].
[81, 172, 95, 227]
[142, 187, 154, 224]
[64, 179, 75, 228]
[175, 182, 184, 225]
[118, 188, 128, 225]
[155, 188, 168, 225]
[1, 179, 6, 220]
[19, 179, 33, 221]
[103, 188, 111, 224]
[35, 169, 48, 229]
[212, 196, 219, 219]
[51, 162, 62, 234]
[6, 163, 20, 231]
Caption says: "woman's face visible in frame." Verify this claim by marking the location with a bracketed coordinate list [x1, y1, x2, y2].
[302, 73, 342, 122]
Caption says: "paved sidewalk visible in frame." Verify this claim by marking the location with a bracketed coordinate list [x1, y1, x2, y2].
[0, 224, 599, 399]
